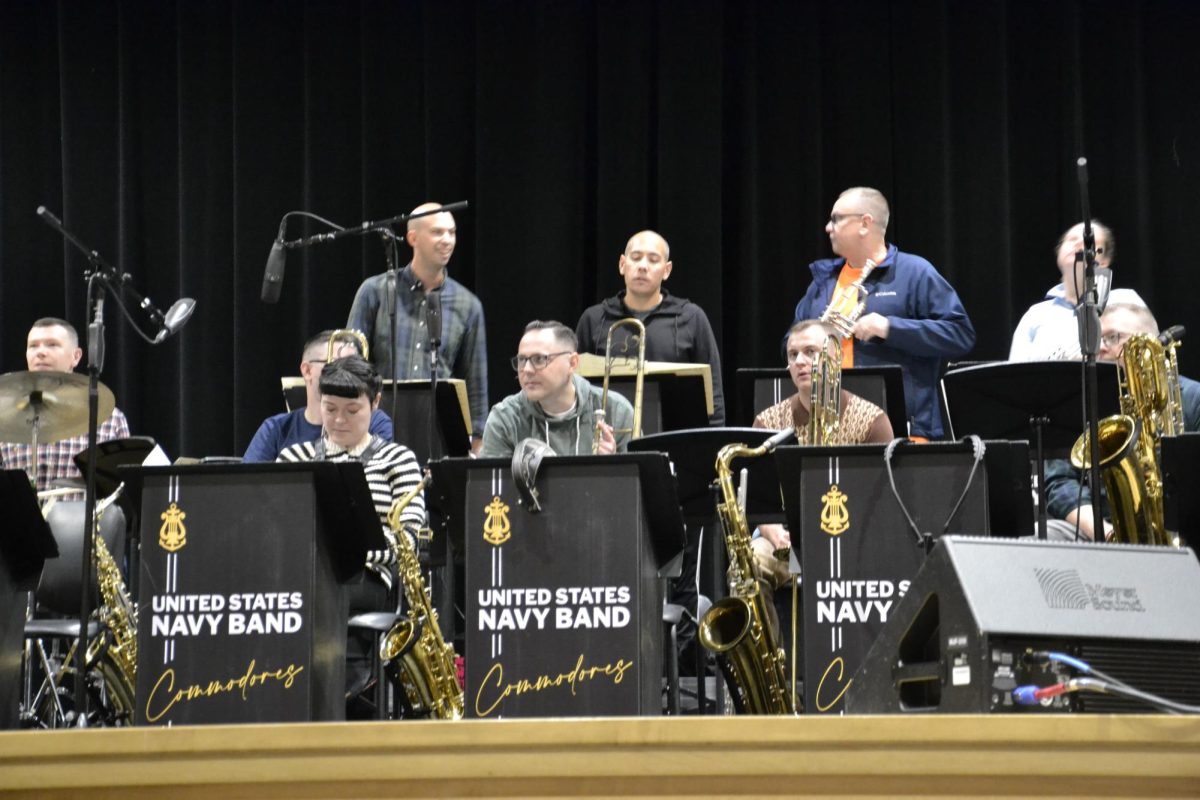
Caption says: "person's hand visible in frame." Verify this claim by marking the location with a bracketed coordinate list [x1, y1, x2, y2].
[758, 523, 790, 550]
[594, 419, 617, 455]
[1065, 505, 1112, 541]
[853, 312, 890, 341]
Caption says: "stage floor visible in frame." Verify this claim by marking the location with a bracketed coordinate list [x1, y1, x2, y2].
[2, 715, 1199, 799]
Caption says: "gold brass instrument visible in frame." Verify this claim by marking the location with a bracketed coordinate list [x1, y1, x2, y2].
[379, 474, 464, 719]
[326, 328, 370, 362]
[807, 332, 843, 445]
[1069, 332, 1182, 546]
[697, 429, 796, 714]
[819, 259, 876, 339]
[594, 317, 646, 453]
[86, 483, 137, 719]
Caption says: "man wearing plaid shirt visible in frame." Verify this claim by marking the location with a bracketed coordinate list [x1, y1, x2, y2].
[346, 202, 488, 454]
[0, 317, 130, 492]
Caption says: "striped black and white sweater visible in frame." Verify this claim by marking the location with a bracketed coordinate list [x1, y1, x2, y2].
[278, 436, 425, 569]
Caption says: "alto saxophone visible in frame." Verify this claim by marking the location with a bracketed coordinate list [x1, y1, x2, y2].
[1070, 332, 1182, 546]
[379, 474, 465, 719]
[86, 484, 137, 719]
[697, 428, 797, 714]
[819, 259, 876, 339]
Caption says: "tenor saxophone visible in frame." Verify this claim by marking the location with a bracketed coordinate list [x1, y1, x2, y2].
[379, 474, 465, 719]
[86, 485, 137, 719]
[697, 429, 796, 714]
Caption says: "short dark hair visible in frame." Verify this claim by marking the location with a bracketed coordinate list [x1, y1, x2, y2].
[31, 317, 79, 347]
[523, 320, 577, 350]
[319, 355, 382, 400]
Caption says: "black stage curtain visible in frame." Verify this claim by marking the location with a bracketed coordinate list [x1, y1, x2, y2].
[2, 0, 1198, 457]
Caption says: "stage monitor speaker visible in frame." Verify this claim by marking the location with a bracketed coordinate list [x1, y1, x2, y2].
[847, 536, 1200, 714]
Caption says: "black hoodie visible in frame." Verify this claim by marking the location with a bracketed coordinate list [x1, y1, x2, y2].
[575, 289, 724, 425]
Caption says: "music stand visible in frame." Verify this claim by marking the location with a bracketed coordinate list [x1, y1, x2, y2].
[73, 436, 156, 504]
[1161, 433, 1200, 549]
[736, 366, 907, 434]
[941, 361, 1120, 539]
[630, 428, 789, 525]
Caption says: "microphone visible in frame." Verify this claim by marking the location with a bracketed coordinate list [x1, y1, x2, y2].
[154, 297, 197, 343]
[261, 218, 289, 303]
[426, 290, 443, 347]
[1159, 325, 1185, 346]
[1093, 267, 1112, 313]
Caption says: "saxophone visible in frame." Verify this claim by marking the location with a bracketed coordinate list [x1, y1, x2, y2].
[697, 428, 797, 714]
[379, 474, 465, 719]
[820, 259, 876, 339]
[85, 485, 137, 719]
[1069, 332, 1182, 546]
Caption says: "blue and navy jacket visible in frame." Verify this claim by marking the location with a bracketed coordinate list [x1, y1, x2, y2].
[791, 244, 976, 439]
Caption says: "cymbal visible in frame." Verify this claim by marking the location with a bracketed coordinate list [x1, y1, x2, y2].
[0, 370, 116, 444]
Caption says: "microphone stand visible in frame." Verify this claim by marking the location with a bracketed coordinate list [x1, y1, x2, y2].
[34, 206, 190, 725]
[270, 200, 469, 427]
[1074, 158, 1106, 539]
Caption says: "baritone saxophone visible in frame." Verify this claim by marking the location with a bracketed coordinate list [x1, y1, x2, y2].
[1070, 330, 1184, 546]
[379, 473, 465, 719]
[697, 428, 797, 714]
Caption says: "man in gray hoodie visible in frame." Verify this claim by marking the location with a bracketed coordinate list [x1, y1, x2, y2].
[481, 320, 634, 457]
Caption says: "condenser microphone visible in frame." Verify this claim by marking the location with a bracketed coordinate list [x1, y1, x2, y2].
[1093, 267, 1113, 313]
[1159, 325, 1185, 345]
[260, 218, 289, 303]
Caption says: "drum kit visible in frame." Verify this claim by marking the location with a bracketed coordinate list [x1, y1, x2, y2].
[0, 369, 132, 728]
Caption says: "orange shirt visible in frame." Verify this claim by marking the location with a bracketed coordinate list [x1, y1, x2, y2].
[831, 263, 862, 367]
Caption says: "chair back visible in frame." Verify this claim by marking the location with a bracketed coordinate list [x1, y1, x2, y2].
[36, 500, 126, 615]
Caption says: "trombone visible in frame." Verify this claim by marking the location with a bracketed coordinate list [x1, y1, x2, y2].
[325, 329, 370, 362]
[593, 317, 646, 452]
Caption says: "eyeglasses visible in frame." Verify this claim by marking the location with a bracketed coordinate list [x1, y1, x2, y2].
[511, 351, 571, 371]
[828, 212, 866, 227]
[1100, 331, 1132, 349]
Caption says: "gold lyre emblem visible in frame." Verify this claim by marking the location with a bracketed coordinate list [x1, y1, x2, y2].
[483, 496, 511, 546]
[159, 502, 188, 552]
[820, 484, 850, 536]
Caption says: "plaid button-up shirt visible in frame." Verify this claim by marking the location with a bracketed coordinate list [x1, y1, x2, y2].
[347, 264, 488, 436]
[0, 408, 131, 493]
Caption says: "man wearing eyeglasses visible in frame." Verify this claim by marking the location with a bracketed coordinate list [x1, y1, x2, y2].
[480, 320, 634, 457]
[790, 187, 975, 440]
[242, 330, 393, 462]
[1043, 302, 1200, 540]
[1009, 220, 1147, 362]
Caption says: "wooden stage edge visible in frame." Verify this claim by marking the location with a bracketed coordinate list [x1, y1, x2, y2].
[2, 714, 1198, 799]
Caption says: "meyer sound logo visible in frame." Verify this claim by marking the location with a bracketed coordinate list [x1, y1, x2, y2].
[1034, 568, 1145, 612]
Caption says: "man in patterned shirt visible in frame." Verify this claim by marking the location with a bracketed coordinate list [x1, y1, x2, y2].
[751, 319, 892, 587]
[0, 317, 131, 492]
[346, 202, 488, 454]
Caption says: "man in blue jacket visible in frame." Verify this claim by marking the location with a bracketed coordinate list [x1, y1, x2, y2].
[790, 187, 975, 439]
